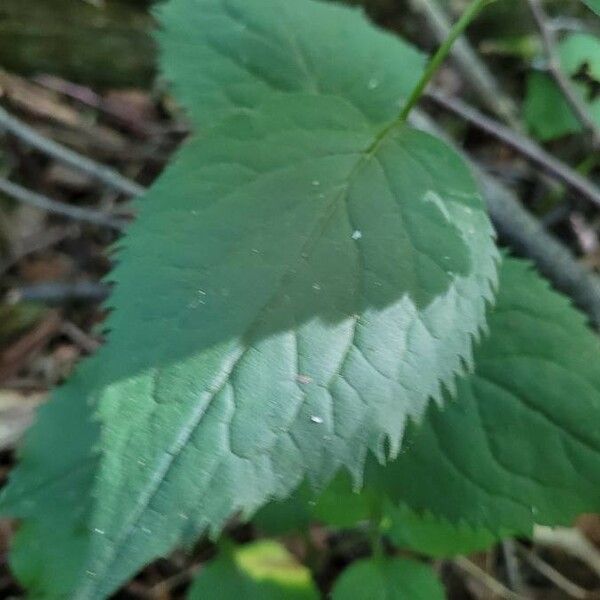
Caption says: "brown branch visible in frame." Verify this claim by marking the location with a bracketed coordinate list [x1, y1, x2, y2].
[0, 177, 127, 230]
[426, 89, 600, 211]
[0, 104, 147, 196]
[453, 556, 527, 600]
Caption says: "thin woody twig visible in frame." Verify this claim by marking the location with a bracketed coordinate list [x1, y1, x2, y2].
[516, 543, 588, 599]
[527, 0, 600, 149]
[60, 321, 102, 354]
[0, 177, 126, 230]
[0, 104, 146, 196]
[534, 526, 600, 579]
[502, 540, 527, 594]
[426, 89, 600, 211]
[453, 556, 527, 600]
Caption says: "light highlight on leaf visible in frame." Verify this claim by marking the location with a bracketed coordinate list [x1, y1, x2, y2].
[187, 541, 318, 600]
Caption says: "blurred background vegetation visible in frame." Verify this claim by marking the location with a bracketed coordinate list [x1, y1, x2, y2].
[0, 0, 578, 88]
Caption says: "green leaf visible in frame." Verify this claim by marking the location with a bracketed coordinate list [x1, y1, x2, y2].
[1, 0, 497, 596]
[376, 258, 600, 532]
[524, 72, 583, 141]
[385, 503, 503, 558]
[559, 33, 600, 82]
[41, 0, 494, 596]
[0, 376, 97, 598]
[581, 0, 600, 16]
[331, 556, 445, 600]
[254, 473, 506, 556]
[187, 540, 319, 600]
[525, 33, 600, 141]
[253, 485, 314, 535]
[311, 473, 376, 529]
[254, 474, 504, 557]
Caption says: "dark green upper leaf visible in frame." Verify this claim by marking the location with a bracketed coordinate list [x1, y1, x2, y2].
[377, 258, 600, 532]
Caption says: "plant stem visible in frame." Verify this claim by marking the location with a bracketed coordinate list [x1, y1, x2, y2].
[398, 0, 496, 122]
[408, 0, 520, 128]
[368, 505, 384, 560]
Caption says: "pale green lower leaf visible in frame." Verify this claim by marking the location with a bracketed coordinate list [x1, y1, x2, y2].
[256, 478, 504, 558]
[559, 33, 600, 81]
